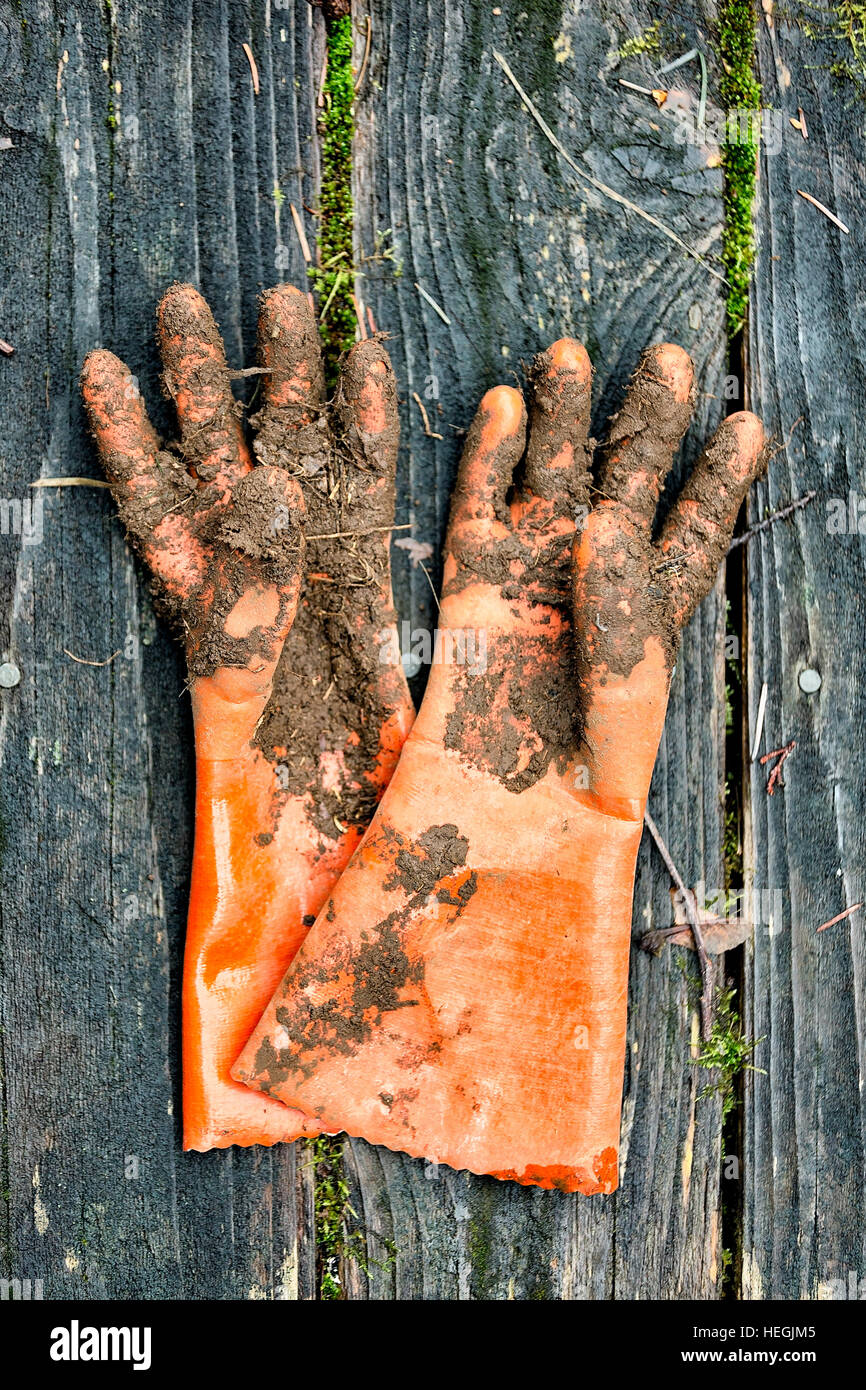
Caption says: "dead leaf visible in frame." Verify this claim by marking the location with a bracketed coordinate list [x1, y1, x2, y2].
[394, 538, 434, 568]
[641, 888, 753, 956]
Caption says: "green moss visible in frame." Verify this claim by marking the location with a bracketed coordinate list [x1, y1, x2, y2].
[834, 0, 866, 47]
[310, 14, 357, 384]
[723, 786, 742, 896]
[826, 2, 866, 87]
[466, 1194, 494, 1289]
[716, 1, 762, 338]
[799, 1, 866, 94]
[310, 1135, 352, 1300]
[619, 21, 662, 60]
[308, 1135, 396, 1299]
[305, 14, 363, 1302]
[695, 985, 764, 1117]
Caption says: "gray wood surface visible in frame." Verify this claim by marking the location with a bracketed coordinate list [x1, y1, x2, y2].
[0, 0, 319, 1300]
[349, 0, 730, 1299]
[4, 0, 858, 1303]
[743, 14, 866, 1300]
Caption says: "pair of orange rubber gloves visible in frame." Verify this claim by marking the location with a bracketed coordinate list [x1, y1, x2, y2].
[82, 284, 764, 1193]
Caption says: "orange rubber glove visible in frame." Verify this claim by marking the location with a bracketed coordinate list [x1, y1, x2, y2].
[82, 284, 413, 1150]
[234, 339, 765, 1191]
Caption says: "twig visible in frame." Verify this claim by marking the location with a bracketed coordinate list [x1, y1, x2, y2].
[367, 306, 378, 335]
[290, 203, 312, 263]
[351, 293, 368, 338]
[728, 490, 816, 550]
[242, 42, 260, 96]
[317, 48, 328, 107]
[644, 809, 714, 1039]
[418, 561, 440, 612]
[412, 392, 443, 439]
[759, 739, 796, 795]
[0, 339, 14, 357]
[750, 681, 768, 762]
[817, 903, 862, 934]
[306, 523, 412, 540]
[494, 50, 727, 284]
[797, 189, 849, 235]
[160, 496, 192, 521]
[415, 282, 451, 325]
[762, 413, 804, 466]
[355, 14, 372, 94]
[657, 47, 698, 75]
[321, 248, 348, 267]
[697, 49, 708, 131]
[31, 477, 110, 488]
[618, 79, 655, 95]
[64, 649, 120, 667]
[318, 269, 346, 323]
[618, 79, 667, 105]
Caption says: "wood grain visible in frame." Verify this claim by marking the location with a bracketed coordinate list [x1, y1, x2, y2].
[743, 14, 866, 1300]
[349, 0, 731, 1299]
[1, 0, 830, 1302]
[0, 0, 320, 1300]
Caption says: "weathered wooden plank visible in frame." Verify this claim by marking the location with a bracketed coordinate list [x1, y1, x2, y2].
[349, 0, 731, 1298]
[743, 14, 866, 1300]
[1, 0, 798, 1303]
[0, 0, 321, 1299]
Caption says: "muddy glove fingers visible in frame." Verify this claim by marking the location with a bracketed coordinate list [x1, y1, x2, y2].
[252, 284, 328, 469]
[448, 386, 527, 534]
[83, 287, 305, 681]
[333, 338, 401, 528]
[575, 343, 696, 682]
[595, 343, 695, 529]
[250, 291, 402, 578]
[523, 337, 593, 508]
[157, 283, 253, 494]
[155, 284, 304, 674]
[573, 347, 764, 809]
[658, 411, 766, 628]
[81, 349, 206, 603]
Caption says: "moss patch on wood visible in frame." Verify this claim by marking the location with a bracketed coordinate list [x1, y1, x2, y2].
[799, 1, 866, 95]
[716, 1, 762, 338]
[695, 984, 764, 1118]
[306, 12, 364, 1302]
[310, 1135, 353, 1299]
[309, 1134, 397, 1298]
[618, 21, 662, 60]
[309, 13, 357, 384]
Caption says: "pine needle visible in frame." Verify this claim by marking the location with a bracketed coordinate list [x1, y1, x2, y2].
[493, 50, 727, 285]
